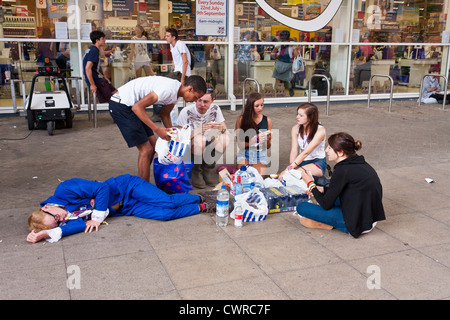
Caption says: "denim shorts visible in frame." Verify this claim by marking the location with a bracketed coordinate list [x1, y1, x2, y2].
[237, 148, 269, 165]
[109, 99, 154, 148]
[300, 157, 327, 175]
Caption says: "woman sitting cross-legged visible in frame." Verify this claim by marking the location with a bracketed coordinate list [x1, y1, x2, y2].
[297, 132, 385, 238]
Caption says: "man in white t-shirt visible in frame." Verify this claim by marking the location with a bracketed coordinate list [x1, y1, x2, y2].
[108, 75, 206, 182]
[176, 88, 229, 188]
[151, 28, 192, 123]
[165, 28, 191, 84]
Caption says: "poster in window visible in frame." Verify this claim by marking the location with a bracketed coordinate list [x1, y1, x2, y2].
[195, 0, 227, 37]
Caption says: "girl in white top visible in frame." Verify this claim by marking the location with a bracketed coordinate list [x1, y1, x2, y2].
[279, 103, 326, 180]
[130, 25, 154, 78]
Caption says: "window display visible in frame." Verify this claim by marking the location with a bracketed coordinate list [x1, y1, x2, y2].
[0, 0, 448, 111]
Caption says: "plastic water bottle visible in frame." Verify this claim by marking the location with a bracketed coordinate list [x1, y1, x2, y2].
[247, 168, 258, 189]
[234, 204, 243, 228]
[234, 166, 253, 194]
[216, 185, 229, 227]
[234, 175, 243, 196]
[170, 106, 178, 125]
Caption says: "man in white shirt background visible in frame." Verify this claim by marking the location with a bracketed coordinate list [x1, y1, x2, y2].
[151, 27, 193, 122]
[165, 27, 192, 84]
[176, 88, 229, 188]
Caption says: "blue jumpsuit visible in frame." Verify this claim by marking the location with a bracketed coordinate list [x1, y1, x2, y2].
[42, 174, 201, 238]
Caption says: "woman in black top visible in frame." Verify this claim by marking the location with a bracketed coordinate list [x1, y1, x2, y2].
[297, 132, 385, 238]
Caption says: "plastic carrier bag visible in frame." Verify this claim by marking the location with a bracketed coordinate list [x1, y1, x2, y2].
[155, 125, 191, 165]
[292, 54, 305, 74]
[281, 169, 308, 192]
[153, 159, 193, 193]
[231, 188, 268, 222]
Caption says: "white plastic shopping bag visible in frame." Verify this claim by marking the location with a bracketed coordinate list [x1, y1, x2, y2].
[231, 188, 268, 222]
[263, 177, 284, 188]
[245, 165, 264, 187]
[292, 54, 305, 74]
[282, 169, 308, 192]
[155, 124, 192, 165]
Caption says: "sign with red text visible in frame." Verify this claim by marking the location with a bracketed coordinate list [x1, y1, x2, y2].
[195, 0, 227, 36]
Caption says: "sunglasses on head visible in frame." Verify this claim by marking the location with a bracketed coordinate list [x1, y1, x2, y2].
[42, 209, 59, 224]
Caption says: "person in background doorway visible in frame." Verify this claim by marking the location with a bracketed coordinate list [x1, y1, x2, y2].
[36, 27, 55, 91]
[237, 31, 252, 82]
[311, 61, 332, 96]
[271, 30, 297, 96]
[150, 28, 193, 123]
[82, 30, 117, 103]
[164, 27, 191, 84]
[421, 66, 450, 104]
[130, 25, 154, 78]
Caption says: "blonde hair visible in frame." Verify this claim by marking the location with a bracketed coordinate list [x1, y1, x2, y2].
[28, 208, 52, 233]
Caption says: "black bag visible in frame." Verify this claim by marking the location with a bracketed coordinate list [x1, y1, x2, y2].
[189, 49, 195, 70]
[96, 80, 116, 103]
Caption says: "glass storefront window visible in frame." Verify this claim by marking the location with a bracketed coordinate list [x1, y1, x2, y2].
[234, 43, 348, 98]
[352, 0, 448, 44]
[0, 0, 449, 112]
[105, 42, 227, 96]
[0, 39, 80, 107]
[350, 43, 445, 94]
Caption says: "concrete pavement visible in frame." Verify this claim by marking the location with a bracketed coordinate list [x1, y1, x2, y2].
[0, 99, 449, 301]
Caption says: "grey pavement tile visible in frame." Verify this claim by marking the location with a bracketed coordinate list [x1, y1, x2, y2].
[178, 275, 290, 300]
[417, 242, 450, 269]
[376, 212, 450, 248]
[233, 229, 341, 275]
[301, 227, 408, 261]
[154, 239, 264, 291]
[381, 197, 414, 216]
[0, 234, 65, 273]
[422, 205, 450, 226]
[271, 262, 395, 300]
[141, 213, 229, 250]
[67, 251, 179, 300]
[0, 207, 34, 238]
[349, 249, 450, 300]
[0, 263, 70, 300]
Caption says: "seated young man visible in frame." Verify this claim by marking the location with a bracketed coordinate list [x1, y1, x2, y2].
[421, 66, 450, 104]
[27, 174, 215, 243]
[176, 88, 230, 188]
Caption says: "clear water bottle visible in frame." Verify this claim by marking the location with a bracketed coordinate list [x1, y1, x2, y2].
[234, 175, 243, 196]
[234, 204, 243, 228]
[216, 185, 229, 227]
[234, 166, 253, 194]
[247, 168, 258, 189]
